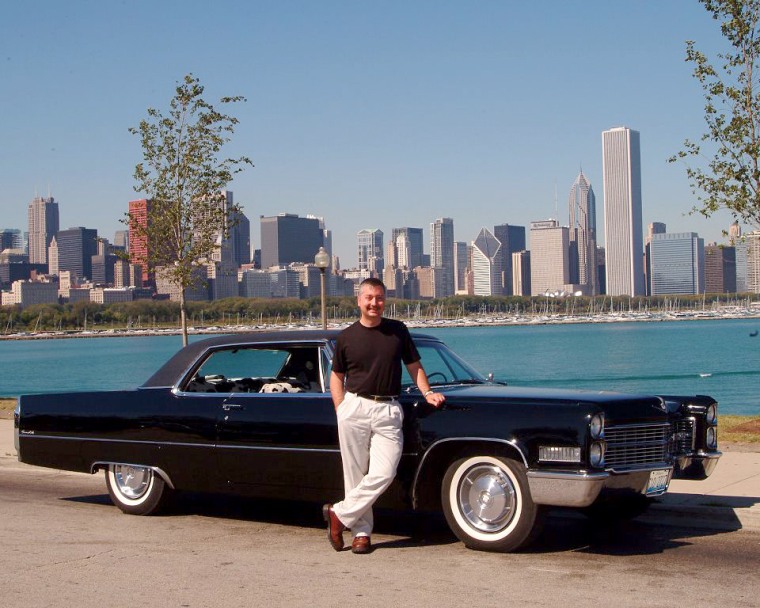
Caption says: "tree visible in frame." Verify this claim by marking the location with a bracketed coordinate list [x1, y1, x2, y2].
[671, 0, 760, 229]
[128, 74, 253, 345]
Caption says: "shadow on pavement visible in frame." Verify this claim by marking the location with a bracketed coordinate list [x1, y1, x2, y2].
[61, 490, 745, 556]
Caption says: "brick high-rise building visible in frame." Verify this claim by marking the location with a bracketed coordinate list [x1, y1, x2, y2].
[128, 199, 152, 286]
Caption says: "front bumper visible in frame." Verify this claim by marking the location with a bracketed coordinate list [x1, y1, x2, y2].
[673, 451, 722, 480]
[527, 465, 673, 508]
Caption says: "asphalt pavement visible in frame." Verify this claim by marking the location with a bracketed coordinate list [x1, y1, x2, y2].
[1, 418, 758, 532]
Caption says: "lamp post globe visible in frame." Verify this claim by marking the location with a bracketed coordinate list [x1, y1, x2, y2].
[314, 247, 329, 330]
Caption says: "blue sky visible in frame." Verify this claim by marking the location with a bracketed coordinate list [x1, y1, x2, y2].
[0, 0, 742, 267]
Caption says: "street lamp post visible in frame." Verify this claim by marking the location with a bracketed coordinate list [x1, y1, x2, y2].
[314, 247, 330, 330]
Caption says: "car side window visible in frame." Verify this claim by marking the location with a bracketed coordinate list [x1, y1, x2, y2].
[183, 347, 323, 394]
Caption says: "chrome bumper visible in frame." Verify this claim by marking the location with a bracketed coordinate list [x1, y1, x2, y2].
[673, 451, 722, 480]
[527, 470, 609, 507]
[528, 465, 677, 508]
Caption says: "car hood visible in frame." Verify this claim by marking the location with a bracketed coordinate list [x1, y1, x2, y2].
[412, 383, 667, 418]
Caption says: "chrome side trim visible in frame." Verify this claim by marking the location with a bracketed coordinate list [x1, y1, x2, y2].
[216, 444, 342, 454]
[411, 437, 528, 508]
[18, 433, 348, 454]
[527, 470, 609, 507]
[91, 461, 176, 489]
[18, 434, 216, 449]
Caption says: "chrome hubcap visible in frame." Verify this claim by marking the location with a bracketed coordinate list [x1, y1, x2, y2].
[113, 465, 151, 500]
[458, 464, 516, 532]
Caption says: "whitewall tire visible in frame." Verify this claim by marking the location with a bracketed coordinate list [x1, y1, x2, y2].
[105, 464, 170, 515]
[441, 455, 543, 552]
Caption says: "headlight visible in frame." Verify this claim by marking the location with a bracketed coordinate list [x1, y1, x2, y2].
[706, 403, 717, 426]
[590, 413, 604, 439]
[589, 441, 606, 467]
[706, 426, 717, 449]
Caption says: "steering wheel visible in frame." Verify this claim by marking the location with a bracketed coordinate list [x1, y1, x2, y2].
[427, 372, 447, 384]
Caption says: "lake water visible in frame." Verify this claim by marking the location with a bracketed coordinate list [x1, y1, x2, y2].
[1, 318, 758, 416]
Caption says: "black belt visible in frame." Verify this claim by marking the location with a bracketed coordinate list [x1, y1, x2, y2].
[357, 393, 398, 402]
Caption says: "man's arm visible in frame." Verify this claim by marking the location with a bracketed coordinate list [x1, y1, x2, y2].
[405, 361, 446, 408]
[330, 370, 346, 411]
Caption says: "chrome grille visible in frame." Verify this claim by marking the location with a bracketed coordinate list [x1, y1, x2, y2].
[671, 418, 696, 454]
[604, 423, 671, 469]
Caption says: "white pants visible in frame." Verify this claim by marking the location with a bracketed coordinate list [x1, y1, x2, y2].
[332, 393, 404, 537]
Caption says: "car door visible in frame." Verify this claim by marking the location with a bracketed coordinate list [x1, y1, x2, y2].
[212, 343, 343, 499]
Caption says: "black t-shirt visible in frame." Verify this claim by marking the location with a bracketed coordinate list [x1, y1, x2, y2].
[332, 318, 420, 396]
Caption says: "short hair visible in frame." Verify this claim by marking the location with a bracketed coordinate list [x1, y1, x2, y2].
[359, 277, 386, 294]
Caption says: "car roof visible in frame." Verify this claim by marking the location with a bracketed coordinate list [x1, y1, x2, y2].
[141, 327, 441, 388]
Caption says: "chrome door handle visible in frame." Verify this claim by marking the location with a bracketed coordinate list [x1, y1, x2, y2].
[222, 403, 244, 411]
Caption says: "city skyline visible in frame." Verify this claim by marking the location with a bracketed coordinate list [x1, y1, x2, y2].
[0, 2, 746, 268]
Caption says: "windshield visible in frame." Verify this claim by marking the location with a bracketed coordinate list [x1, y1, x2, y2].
[401, 340, 487, 389]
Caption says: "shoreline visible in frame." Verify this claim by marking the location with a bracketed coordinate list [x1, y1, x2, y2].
[2, 306, 760, 341]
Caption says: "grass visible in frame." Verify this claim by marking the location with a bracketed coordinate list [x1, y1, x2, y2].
[719, 415, 760, 444]
[1, 396, 758, 443]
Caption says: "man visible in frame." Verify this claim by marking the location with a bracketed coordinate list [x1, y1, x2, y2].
[323, 277, 445, 554]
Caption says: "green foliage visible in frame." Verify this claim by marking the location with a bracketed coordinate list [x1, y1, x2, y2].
[2, 293, 759, 334]
[670, 0, 760, 227]
[127, 74, 253, 344]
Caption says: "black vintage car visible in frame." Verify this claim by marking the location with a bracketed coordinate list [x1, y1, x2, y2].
[14, 330, 721, 552]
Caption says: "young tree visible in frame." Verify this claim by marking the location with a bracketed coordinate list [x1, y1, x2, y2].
[670, 0, 760, 229]
[128, 74, 253, 346]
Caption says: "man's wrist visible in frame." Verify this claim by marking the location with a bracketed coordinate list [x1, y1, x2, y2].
[424, 390, 434, 397]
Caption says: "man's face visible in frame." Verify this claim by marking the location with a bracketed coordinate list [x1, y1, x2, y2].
[358, 284, 385, 324]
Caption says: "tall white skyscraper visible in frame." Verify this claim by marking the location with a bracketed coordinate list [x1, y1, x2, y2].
[568, 171, 597, 295]
[602, 127, 645, 296]
[471, 228, 502, 296]
[431, 217, 455, 296]
[27, 195, 59, 265]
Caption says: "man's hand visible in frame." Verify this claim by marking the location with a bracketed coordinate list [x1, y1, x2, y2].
[424, 391, 446, 408]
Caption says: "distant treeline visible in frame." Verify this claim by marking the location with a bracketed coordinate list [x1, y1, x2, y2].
[1, 293, 758, 333]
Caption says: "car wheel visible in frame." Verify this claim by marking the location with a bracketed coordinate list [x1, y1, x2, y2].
[105, 464, 170, 515]
[441, 455, 543, 552]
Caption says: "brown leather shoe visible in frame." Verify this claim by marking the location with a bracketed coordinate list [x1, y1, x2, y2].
[322, 504, 345, 551]
[351, 535, 372, 554]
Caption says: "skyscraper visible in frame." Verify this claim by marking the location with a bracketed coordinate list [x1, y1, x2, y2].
[471, 228, 502, 296]
[529, 219, 569, 296]
[0, 229, 23, 252]
[357, 229, 384, 274]
[431, 218, 455, 296]
[602, 127, 645, 296]
[27, 196, 59, 265]
[454, 241, 469, 294]
[512, 250, 531, 296]
[260, 213, 323, 269]
[744, 232, 760, 293]
[493, 224, 526, 295]
[230, 210, 251, 267]
[645, 222, 667, 295]
[391, 227, 424, 269]
[128, 198, 152, 286]
[650, 232, 705, 295]
[55, 227, 99, 281]
[567, 171, 597, 295]
[704, 243, 736, 294]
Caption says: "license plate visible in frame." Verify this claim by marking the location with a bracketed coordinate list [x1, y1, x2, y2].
[646, 469, 670, 495]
